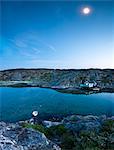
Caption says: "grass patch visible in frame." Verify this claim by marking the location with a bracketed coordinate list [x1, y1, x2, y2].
[22, 123, 47, 135]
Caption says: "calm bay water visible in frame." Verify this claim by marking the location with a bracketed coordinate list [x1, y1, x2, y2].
[0, 87, 114, 122]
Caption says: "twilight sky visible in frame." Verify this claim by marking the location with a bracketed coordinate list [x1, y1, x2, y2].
[1, 0, 114, 70]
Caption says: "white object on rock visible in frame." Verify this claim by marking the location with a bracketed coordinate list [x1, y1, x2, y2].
[43, 121, 62, 128]
[32, 111, 38, 117]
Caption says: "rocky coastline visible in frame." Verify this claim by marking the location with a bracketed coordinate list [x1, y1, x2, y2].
[0, 81, 114, 95]
[0, 69, 114, 149]
[0, 114, 114, 150]
[0, 68, 114, 94]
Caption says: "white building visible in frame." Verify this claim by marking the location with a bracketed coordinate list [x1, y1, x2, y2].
[80, 81, 97, 88]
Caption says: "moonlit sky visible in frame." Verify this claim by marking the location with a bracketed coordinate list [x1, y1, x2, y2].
[1, 1, 114, 70]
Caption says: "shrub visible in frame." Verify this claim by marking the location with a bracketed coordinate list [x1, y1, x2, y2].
[61, 133, 75, 149]
[101, 119, 114, 133]
[22, 123, 47, 135]
[45, 125, 68, 138]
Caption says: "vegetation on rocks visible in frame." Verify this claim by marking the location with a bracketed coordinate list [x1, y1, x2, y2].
[22, 116, 114, 150]
[0, 122, 61, 150]
[22, 123, 47, 135]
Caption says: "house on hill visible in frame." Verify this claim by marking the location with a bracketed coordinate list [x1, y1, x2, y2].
[80, 81, 97, 88]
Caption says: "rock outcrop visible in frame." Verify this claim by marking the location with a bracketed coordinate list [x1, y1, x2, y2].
[0, 115, 114, 150]
[42, 115, 114, 150]
[62, 115, 105, 133]
[0, 122, 61, 150]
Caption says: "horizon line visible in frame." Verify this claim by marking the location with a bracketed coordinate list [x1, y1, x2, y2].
[0, 67, 114, 72]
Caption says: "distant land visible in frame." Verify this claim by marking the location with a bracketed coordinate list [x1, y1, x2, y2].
[0, 68, 114, 94]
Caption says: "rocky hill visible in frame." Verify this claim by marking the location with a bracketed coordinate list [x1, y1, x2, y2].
[0, 68, 114, 93]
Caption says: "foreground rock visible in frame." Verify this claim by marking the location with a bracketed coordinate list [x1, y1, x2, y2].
[62, 115, 105, 132]
[43, 121, 62, 128]
[42, 115, 114, 150]
[0, 122, 61, 150]
[0, 115, 114, 150]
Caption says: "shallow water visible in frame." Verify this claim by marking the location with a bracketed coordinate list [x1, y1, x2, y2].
[0, 87, 114, 122]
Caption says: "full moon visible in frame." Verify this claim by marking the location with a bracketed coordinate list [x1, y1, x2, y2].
[82, 7, 91, 15]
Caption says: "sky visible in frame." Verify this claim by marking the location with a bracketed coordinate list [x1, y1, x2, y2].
[1, 0, 114, 70]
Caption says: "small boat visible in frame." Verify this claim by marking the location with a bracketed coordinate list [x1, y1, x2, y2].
[93, 87, 100, 91]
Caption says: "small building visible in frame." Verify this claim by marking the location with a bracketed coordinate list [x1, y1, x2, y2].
[80, 81, 97, 88]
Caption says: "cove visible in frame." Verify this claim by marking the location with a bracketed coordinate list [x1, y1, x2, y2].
[0, 87, 114, 122]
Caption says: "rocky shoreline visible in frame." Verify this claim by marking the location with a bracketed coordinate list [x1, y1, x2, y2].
[0, 81, 114, 95]
[55, 87, 114, 94]
[0, 114, 114, 150]
[0, 68, 114, 94]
